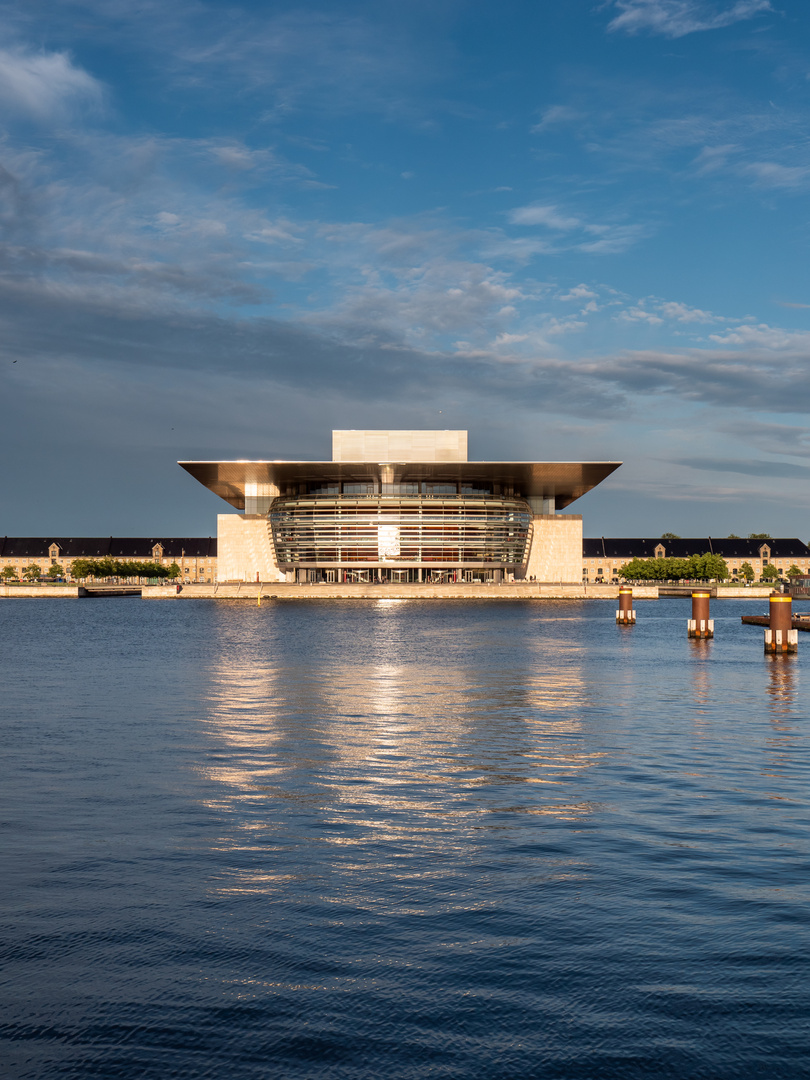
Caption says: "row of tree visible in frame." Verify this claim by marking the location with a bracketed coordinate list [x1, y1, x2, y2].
[619, 553, 729, 581]
[1, 559, 181, 582]
[618, 553, 803, 582]
[68, 558, 181, 580]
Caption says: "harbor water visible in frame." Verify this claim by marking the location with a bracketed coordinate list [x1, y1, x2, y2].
[1, 598, 809, 1079]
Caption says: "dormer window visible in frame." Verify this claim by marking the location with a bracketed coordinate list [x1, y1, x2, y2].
[48, 544, 60, 558]
[654, 544, 665, 559]
[152, 543, 164, 559]
[759, 544, 771, 561]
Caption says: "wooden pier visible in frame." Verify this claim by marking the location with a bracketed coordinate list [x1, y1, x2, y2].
[741, 612, 810, 631]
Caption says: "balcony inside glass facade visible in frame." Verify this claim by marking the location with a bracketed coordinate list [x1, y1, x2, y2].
[270, 493, 531, 569]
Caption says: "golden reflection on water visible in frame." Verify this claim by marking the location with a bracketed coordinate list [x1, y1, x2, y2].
[689, 645, 711, 732]
[765, 654, 798, 719]
[762, 656, 802, 783]
[197, 606, 603, 892]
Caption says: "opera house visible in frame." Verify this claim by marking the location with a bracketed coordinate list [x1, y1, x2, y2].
[180, 430, 620, 584]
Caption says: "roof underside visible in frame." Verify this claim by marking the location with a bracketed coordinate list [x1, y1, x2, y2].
[179, 460, 622, 511]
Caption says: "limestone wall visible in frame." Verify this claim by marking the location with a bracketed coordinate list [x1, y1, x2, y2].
[523, 514, 583, 583]
[332, 429, 467, 462]
[216, 514, 285, 582]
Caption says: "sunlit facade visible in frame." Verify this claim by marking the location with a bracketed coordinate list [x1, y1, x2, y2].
[180, 430, 621, 583]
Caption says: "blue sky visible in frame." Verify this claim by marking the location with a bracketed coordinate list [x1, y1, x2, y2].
[3, 0, 810, 536]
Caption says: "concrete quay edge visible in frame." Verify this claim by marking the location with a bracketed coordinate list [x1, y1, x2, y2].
[1, 585, 81, 597]
[143, 582, 663, 600]
[0, 583, 776, 600]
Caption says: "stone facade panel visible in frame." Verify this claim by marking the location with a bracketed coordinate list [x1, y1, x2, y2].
[216, 514, 285, 582]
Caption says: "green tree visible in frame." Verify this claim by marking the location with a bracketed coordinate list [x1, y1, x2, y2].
[708, 554, 730, 581]
[748, 533, 771, 539]
[167, 562, 181, 580]
[94, 557, 117, 579]
[760, 564, 780, 582]
[22, 564, 42, 581]
[688, 553, 728, 581]
[1, 565, 18, 582]
[739, 562, 755, 582]
[727, 533, 741, 539]
[620, 551, 728, 582]
[116, 560, 169, 580]
[620, 557, 653, 581]
[660, 532, 680, 539]
[786, 565, 803, 578]
[46, 563, 64, 579]
[67, 557, 170, 582]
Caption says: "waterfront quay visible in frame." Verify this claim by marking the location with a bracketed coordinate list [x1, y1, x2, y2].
[1, 582, 776, 599]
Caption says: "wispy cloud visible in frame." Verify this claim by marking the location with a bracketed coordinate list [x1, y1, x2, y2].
[719, 419, 810, 459]
[743, 161, 810, 188]
[531, 105, 582, 134]
[605, 0, 773, 39]
[0, 45, 103, 122]
[507, 203, 647, 254]
[675, 456, 810, 478]
[508, 204, 583, 230]
[584, 345, 810, 414]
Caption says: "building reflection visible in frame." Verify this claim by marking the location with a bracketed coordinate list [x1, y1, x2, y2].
[761, 656, 802, 785]
[765, 654, 798, 720]
[689, 642, 711, 732]
[195, 603, 602, 895]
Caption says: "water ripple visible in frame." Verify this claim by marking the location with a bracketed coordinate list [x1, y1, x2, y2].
[1, 598, 808, 1079]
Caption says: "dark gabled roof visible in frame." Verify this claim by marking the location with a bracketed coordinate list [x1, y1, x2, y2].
[107, 538, 217, 558]
[582, 538, 606, 559]
[0, 538, 217, 558]
[583, 538, 810, 559]
[709, 538, 809, 558]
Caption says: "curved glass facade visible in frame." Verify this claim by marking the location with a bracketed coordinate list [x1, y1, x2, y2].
[269, 494, 532, 568]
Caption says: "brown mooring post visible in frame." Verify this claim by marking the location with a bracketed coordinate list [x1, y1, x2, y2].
[616, 586, 636, 624]
[688, 590, 714, 638]
[765, 594, 797, 654]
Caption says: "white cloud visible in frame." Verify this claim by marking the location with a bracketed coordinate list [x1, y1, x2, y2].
[708, 323, 810, 349]
[531, 105, 582, 134]
[617, 305, 665, 325]
[658, 300, 719, 322]
[743, 161, 810, 189]
[577, 225, 646, 254]
[605, 0, 773, 39]
[209, 144, 262, 171]
[545, 316, 587, 336]
[306, 257, 527, 349]
[0, 46, 103, 122]
[508, 204, 648, 254]
[508, 204, 582, 230]
[558, 284, 598, 302]
[690, 144, 740, 175]
[617, 296, 723, 324]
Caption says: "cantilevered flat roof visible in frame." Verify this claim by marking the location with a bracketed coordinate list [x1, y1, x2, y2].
[179, 460, 622, 511]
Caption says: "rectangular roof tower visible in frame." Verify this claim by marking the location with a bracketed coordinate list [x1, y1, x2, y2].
[332, 430, 468, 462]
